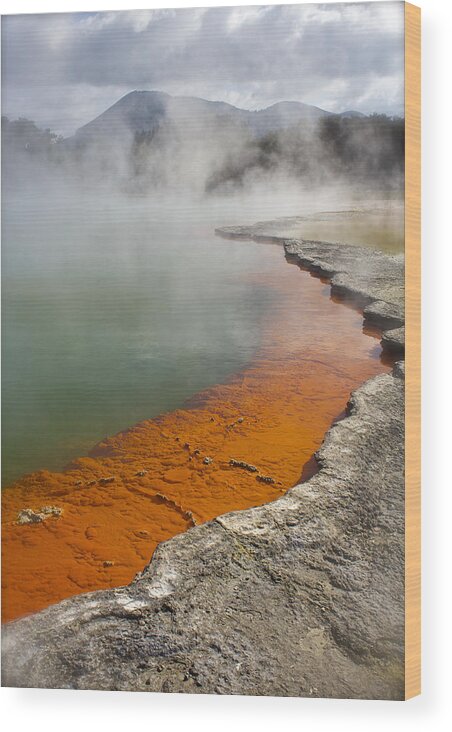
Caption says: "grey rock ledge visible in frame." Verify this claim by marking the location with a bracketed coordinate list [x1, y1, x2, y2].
[2, 228, 405, 699]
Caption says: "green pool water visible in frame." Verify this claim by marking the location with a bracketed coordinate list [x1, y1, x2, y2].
[2, 186, 403, 485]
[1, 191, 302, 484]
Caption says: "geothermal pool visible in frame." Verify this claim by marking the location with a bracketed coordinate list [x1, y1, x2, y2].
[2, 191, 395, 621]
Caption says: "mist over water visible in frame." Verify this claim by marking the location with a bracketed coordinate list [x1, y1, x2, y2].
[2, 168, 405, 486]
[2, 88, 404, 486]
[1, 186, 306, 483]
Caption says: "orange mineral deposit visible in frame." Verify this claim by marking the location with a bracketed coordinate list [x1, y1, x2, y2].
[1, 251, 390, 623]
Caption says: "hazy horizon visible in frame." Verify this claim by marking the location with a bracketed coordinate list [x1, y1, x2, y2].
[1, 3, 405, 136]
[2, 87, 404, 140]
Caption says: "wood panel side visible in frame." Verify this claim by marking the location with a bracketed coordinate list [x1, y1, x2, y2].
[404, 0, 421, 701]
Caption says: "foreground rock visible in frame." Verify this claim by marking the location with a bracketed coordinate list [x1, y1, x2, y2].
[1, 367, 405, 698]
[16, 506, 63, 525]
[1, 228, 406, 699]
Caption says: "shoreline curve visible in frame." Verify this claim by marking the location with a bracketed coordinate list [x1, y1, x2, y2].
[1, 224, 405, 699]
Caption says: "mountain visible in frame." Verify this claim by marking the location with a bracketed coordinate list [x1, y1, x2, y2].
[2, 96, 402, 197]
[246, 100, 333, 135]
[69, 90, 361, 144]
[339, 110, 367, 119]
[72, 91, 236, 142]
[53, 91, 402, 196]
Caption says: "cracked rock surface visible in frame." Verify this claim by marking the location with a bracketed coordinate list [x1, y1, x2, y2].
[1, 227, 405, 699]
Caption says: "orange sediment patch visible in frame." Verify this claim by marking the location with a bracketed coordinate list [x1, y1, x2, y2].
[1, 252, 390, 623]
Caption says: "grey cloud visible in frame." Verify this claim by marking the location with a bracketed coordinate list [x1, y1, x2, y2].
[1, 3, 404, 135]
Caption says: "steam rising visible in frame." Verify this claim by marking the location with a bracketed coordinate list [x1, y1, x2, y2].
[1, 89, 404, 485]
[2, 90, 404, 206]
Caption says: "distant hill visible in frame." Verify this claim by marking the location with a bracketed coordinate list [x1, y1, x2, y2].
[3, 96, 403, 196]
[69, 90, 362, 143]
[339, 110, 367, 119]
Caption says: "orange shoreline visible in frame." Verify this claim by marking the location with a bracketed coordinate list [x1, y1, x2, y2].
[2, 251, 391, 623]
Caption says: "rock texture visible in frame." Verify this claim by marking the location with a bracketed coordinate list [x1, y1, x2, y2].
[16, 506, 63, 525]
[1, 226, 405, 699]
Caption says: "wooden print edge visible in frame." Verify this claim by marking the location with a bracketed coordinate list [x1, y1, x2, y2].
[404, 0, 421, 701]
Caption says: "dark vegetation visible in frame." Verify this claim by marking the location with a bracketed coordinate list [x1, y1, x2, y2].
[2, 116, 63, 157]
[2, 112, 404, 194]
[205, 114, 404, 192]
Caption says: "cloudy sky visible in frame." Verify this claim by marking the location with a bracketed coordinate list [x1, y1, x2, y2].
[1, 2, 405, 136]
